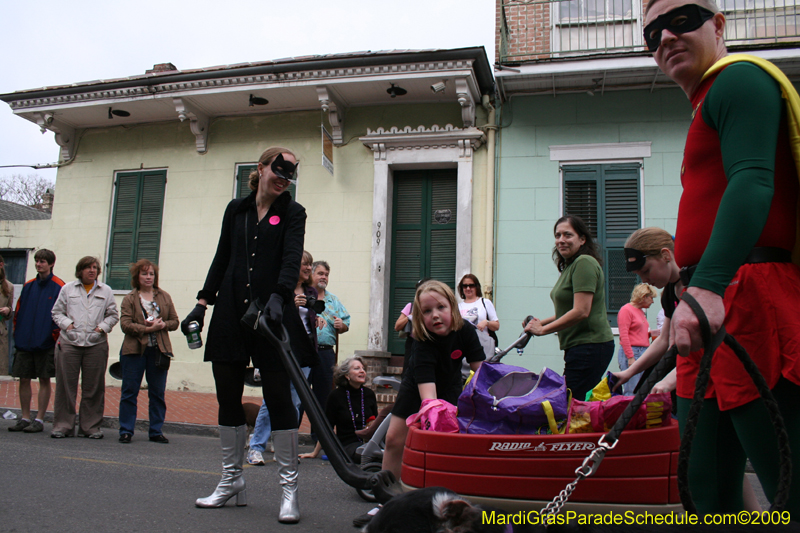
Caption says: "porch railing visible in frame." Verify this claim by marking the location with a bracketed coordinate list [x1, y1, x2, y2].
[499, 0, 800, 64]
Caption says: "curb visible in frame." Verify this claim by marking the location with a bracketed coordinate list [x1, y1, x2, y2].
[1, 407, 315, 444]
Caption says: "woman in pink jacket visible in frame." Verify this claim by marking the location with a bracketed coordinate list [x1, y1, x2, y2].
[616, 283, 657, 396]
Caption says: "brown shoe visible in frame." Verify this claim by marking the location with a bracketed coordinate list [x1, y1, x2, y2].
[22, 420, 44, 433]
[8, 419, 31, 432]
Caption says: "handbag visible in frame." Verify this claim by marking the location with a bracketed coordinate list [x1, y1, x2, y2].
[406, 398, 459, 433]
[398, 316, 413, 339]
[241, 298, 265, 331]
[457, 362, 569, 435]
[155, 350, 173, 370]
[480, 298, 499, 347]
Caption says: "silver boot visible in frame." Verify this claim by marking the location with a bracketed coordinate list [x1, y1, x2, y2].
[195, 425, 248, 508]
[273, 429, 300, 523]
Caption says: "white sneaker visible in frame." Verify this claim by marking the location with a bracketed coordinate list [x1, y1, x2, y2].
[247, 449, 265, 466]
[267, 438, 274, 453]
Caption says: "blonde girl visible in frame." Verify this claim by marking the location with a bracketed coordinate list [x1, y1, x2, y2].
[382, 280, 485, 478]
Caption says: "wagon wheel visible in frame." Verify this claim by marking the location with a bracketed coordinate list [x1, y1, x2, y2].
[355, 463, 383, 502]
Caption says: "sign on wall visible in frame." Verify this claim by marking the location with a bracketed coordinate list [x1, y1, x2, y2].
[322, 126, 334, 175]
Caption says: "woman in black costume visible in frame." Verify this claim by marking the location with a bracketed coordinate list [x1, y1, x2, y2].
[183, 146, 317, 523]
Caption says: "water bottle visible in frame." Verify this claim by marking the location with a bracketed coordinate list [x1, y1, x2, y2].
[186, 321, 203, 349]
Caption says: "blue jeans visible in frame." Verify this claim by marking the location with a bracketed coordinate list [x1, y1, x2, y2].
[118, 347, 168, 437]
[617, 345, 647, 396]
[250, 366, 309, 452]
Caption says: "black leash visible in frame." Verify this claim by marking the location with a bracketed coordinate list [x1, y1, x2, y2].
[541, 292, 791, 518]
[676, 292, 791, 513]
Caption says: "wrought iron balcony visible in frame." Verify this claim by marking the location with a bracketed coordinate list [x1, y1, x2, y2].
[499, 0, 800, 64]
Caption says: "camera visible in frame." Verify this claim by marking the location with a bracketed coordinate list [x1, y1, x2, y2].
[302, 296, 326, 314]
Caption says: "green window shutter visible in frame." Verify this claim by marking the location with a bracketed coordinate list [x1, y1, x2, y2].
[107, 170, 166, 290]
[429, 176, 457, 282]
[602, 165, 641, 326]
[236, 164, 295, 199]
[392, 176, 424, 286]
[136, 171, 166, 263]
[563, 166, 599, 238]
[237, 165, 255, 199]
[107, 174, 140, 290]
[388, 176, 424, 355]
[563, 164, 641, 327]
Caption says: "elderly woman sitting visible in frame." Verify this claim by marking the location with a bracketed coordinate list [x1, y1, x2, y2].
[299, 356, 378, 461]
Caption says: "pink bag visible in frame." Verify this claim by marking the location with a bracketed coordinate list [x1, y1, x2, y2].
[406, 399, 459, 433]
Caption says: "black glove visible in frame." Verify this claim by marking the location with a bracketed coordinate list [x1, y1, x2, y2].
[181, 303, 207, 334]
[265, 293, 284, 324]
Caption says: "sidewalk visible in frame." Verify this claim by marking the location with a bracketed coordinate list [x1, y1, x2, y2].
[0, 377, 312, 436]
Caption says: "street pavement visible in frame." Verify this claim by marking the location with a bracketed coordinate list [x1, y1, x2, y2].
[0, 419, 375, 532]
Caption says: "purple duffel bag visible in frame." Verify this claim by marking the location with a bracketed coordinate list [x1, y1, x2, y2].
[458, 362, 568, 435]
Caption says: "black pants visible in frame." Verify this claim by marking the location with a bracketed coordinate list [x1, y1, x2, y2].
[212, 361, 298, 430]
[563, 340, 614, 402]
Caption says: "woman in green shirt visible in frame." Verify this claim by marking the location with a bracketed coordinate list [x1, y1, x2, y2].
[524, 215, 614, 400]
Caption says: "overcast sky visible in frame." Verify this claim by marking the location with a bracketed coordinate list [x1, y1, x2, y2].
[0, 0, 496, 185]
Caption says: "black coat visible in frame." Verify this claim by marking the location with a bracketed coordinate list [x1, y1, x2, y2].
[198, 191, 319, 369]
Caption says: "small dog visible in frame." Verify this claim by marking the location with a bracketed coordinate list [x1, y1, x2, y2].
[362, 487, 797, 533]
[363, 487, 520, 533]
[242, 402, 261, 445]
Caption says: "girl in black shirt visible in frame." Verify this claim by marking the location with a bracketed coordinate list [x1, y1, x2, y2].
[383, 280, 484, 479]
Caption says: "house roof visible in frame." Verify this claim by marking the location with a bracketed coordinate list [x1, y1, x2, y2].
[0, 47, 495, 159]
[0, 48, 495, 101]
[0, 199, 51, 220]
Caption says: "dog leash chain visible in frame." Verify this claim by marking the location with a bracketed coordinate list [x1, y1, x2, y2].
[539, 436, 616, 518]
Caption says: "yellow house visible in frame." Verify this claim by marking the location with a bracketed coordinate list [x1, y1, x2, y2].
[0, 48, 496, 391]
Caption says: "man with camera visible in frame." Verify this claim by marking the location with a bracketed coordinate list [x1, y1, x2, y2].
[308, 261, 350, 424]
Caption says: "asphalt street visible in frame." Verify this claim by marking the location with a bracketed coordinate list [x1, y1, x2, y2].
[0, 420, 375, 533]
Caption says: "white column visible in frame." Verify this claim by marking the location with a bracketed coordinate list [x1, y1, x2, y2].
[368, 159, 390, 351]
[456, 144, 474, 286]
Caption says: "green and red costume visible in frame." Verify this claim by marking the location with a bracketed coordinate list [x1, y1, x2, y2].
[673, 58, 800, 514]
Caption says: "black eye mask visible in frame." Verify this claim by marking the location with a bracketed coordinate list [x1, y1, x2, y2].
[624, 248, 648, 272]
[271, 153, 298, 184]
[644, 3, 715, 52]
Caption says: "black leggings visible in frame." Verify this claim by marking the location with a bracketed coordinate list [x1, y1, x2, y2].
[212, 362, 298, 430]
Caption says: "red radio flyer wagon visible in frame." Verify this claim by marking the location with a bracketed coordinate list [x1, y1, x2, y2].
[400, 418, 683, 514]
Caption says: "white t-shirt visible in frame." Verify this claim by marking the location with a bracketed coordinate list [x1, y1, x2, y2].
[458, 298, 498, 326]
[656, 308, 666, 333]
[458, 298, 498, 361]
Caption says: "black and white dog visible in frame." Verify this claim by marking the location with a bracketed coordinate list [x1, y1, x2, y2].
[362, 487, 800, 533]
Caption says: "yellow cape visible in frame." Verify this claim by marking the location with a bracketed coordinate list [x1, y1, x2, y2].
[702, 54, 800, 264]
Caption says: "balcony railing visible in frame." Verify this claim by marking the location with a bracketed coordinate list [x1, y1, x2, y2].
[499, 0, 800, 64]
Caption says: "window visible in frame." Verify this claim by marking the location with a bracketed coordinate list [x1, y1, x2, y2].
[562, 163, 640, 326]
[235, 164, 295, 199]
[553, 0, 642, 54]
[106, 170, 166, 290]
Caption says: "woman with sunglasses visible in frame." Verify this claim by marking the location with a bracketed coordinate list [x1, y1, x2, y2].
[457, 274, 499, 361]
[645, 0, 800, 514]
[182, 147, 316, 523]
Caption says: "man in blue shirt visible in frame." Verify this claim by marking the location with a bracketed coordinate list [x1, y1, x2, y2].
[309, 261, 350, 418]
[9, 249, 64, 433]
